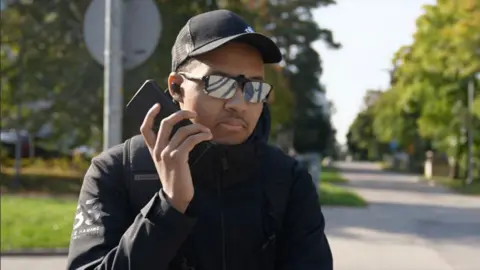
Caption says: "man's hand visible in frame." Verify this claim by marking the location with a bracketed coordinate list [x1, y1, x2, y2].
[140, 104, 212, 213]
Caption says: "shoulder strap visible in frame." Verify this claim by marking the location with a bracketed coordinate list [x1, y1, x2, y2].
[260, 148, 292, 246]
[122, 137, 132, 190]
[122, 135, 158, 189]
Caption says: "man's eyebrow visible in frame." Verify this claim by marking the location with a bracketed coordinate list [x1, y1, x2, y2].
[209, 70, 264, 80]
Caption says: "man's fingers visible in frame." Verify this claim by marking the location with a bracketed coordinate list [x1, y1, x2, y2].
[175, 132, 212, 156]
[168, 124, 210, 150]
[140, 103, 161, 150]
[156, 110, 197, 150]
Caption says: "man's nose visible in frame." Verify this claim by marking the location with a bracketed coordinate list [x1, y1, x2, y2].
[224, 88, 248, 112]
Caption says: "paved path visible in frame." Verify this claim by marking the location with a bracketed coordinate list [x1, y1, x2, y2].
[1, 256, 66, 270]
[323, 161, 480, 270]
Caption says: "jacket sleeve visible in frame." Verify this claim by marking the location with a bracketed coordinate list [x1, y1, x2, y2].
[66, 145, 196, 270]
[275, 164, 333, 270]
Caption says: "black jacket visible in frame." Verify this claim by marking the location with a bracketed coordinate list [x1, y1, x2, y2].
[66, 105, 333, 270]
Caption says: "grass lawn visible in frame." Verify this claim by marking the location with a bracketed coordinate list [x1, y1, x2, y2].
[1, 195, 77, 251]
[319, 182, 367, 207]
[0, 186, 366, 252]
[0, 158, 367, 250]
[0, 159, 83, 251]
[318, 166, 367, 207]
[321, 167, 348, 184]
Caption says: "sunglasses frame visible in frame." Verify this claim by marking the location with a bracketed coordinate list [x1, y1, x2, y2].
[177, 72, 273, 103]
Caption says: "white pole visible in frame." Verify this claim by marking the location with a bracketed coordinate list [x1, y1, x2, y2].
[103, 0, 124, 151]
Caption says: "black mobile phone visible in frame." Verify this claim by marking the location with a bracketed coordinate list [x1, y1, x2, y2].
[125, 79, 212, 166]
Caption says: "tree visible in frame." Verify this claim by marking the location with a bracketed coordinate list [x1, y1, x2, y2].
[257, 0, 341, 154]
[0, 1, 230, 150]
[398, 0, 479, 178]
[362, 0, 480, 179]
[346, 90, 390, 161]
[264, 65, 294, 139]
[1, 0, 339, 155]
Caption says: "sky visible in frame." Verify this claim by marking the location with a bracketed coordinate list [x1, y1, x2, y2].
[312, 0, 436, 145]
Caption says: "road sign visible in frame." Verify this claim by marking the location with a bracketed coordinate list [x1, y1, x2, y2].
[83, 0, 162, 70]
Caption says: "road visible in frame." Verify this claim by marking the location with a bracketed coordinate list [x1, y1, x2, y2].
[2, 162, 479, 270]
[323, 162, 480, 270]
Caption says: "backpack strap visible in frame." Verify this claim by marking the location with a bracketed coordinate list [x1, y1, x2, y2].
[260, 147, 292, 250]
[122, 135, 159, 219]
[123, 135, 158, 181]
[123, 136, 154, 188]
[122, 138, 131, 187]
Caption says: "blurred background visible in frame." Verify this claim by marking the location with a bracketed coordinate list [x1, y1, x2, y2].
[1, 0, 479, 269]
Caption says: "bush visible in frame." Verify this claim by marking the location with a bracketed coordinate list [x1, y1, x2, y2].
[0, 145, 9, 166]
[1, 157, 90, 172]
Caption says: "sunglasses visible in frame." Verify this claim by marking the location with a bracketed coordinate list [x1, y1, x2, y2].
[178, 72, 273, 103]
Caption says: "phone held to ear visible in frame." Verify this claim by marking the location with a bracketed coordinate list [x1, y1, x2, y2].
[125, 79, 213, 166]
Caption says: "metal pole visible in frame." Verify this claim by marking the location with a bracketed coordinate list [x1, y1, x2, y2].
[466, 78, 474, 185]
[103, 0, 124, 151]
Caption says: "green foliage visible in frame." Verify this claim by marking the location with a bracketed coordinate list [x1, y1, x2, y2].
[346, 89, 390, 161]
[347, 0, 480, 180]
[0, 146, 9, 165]
[264, 65, 294, 138]
[1, 0, 207, 149]
[234, 0, 341, 154]
[1, 0, 339, 154]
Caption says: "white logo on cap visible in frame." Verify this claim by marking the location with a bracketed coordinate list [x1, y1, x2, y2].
[245, 26, 255, 33]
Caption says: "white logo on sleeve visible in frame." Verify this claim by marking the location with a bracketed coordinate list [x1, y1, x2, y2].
[71, 199, 102, 240]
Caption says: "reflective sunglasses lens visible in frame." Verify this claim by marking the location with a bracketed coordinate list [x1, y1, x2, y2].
[205, 75, 271, 103]
[244, 82, 271, 103]
[205, 75, 237, 99]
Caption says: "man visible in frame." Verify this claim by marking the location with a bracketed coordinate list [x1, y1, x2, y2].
[67, 9, 332, 270]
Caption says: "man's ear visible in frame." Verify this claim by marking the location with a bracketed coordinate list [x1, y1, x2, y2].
[167, 72, 184, 103]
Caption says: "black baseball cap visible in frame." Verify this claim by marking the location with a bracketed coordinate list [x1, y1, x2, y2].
[171, 9, 282, 71]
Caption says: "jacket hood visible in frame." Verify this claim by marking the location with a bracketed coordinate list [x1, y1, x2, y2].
[246, 103, 271, 144]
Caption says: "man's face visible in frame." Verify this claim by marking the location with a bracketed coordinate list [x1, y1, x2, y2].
[170, 43, 265, 145]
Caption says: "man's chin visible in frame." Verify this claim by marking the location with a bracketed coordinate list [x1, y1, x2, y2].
[212, 133, 249, 145]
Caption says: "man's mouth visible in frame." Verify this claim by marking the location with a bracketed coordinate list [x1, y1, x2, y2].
[219, 119, 246, 131]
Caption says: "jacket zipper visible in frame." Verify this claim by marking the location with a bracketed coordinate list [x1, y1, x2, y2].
[219, 154, 228, 270]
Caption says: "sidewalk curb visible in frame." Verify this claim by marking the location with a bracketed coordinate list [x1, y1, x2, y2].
[1, 248, 68, 257]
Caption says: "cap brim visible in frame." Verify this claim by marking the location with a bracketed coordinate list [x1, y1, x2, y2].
[189, 33, 282, 64]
